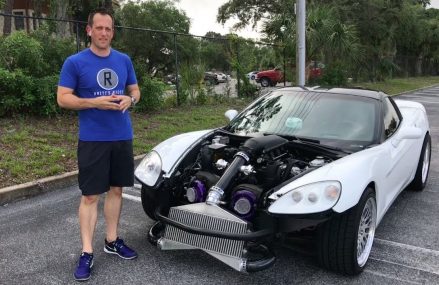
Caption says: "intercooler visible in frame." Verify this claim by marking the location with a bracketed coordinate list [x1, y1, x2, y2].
[157, 203, 249, 271]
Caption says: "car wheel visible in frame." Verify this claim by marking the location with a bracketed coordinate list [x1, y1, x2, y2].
[317, 187, 377, 275]
[409, 133, 431, 191]
[251, 75, 256, 80]
[260, 77, 270, 87]
[141, 185, 158, 220]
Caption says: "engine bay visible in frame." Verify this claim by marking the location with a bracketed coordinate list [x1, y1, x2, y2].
[166, 130, 341, 222]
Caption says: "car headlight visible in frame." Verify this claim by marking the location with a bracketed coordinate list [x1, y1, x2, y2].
[134, 151, 162, 187]
[268, 181, 341, 214]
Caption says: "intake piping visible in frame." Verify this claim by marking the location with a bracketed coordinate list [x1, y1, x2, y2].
[205, 135, 288, 205]
[205, 151, 249, 205]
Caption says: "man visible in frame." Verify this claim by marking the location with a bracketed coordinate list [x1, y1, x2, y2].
[57, 8, 141, 282]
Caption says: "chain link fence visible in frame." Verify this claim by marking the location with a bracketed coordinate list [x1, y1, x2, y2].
[0, 12, 289, 110]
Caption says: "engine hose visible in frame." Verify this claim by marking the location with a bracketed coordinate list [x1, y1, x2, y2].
[147, 221, 165, 246]
[245, 244, 277, 272]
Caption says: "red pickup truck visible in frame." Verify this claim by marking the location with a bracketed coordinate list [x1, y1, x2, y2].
[255, 68, 284, 87]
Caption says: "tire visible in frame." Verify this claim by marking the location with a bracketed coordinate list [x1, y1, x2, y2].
[317, 187, 377, 275]
[260, 77, 270, 87]
[251, 75, 256, 80]
[141, 185, 158, 221]
[409, 133, 431, 191]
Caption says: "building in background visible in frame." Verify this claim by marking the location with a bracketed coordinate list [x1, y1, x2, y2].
[0, 0, 120, 36]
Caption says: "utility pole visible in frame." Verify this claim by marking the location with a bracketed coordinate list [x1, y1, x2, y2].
[296, 0, 306, 86]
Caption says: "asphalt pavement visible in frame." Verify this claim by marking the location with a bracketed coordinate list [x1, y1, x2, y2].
[1, 86, 439, 284]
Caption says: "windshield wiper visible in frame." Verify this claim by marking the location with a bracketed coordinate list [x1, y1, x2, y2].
[263, 132, 320, 144]
[301, 140, 353, 154]
[263, 132, 352, 154]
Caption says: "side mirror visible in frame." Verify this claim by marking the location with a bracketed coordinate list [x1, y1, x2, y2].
[224, 109, 238, 121]
[391, 126, 422, 147]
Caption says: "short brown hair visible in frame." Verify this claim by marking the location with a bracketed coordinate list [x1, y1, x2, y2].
[87, 8, 114, 27]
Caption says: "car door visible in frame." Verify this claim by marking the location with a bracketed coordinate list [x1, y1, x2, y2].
[379, 97, 418, 209]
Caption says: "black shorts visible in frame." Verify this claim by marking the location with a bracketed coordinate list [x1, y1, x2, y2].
[77, 140, 134, 196]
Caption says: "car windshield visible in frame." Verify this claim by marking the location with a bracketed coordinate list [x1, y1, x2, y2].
[227, 90, 379, 151]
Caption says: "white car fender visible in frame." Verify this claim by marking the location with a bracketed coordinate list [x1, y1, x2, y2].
[328, 147, 385, 215]
[268, 146, 386, 217]
[153, 129, 214, 175]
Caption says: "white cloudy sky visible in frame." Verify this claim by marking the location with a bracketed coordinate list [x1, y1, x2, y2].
[174, 0, 439, 39]
[173, 0, 261, 39]
[431, 0, 439, 8]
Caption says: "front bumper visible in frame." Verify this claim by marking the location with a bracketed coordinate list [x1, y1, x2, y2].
[152, 203, 275, 272]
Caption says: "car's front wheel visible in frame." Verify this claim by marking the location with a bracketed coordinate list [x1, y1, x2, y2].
[317, 187, 377, 275]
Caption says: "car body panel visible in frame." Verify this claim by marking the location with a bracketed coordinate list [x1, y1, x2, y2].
[153, 129, 214, 174]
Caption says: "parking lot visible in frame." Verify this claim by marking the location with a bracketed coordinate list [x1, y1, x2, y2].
[0, 86, 438, 284]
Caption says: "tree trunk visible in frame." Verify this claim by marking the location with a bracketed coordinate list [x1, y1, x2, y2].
[415, 55, 423, 76]
[104, 0, 113, 12]
[3, 0, 14, 36]
[54, 0, 71, 39]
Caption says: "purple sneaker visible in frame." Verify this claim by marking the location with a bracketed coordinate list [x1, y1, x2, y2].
[104, 237, 137, 260]
[74, 252, 93, 282]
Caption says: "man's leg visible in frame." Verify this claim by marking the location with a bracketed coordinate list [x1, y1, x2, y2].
[104, 186, 122, 242]
[79, 194, 100, 253]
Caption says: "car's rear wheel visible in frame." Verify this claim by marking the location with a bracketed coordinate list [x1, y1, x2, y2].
[409, 133, 431, 191]
[260, 77, 270, 87]
[317, 187, 377, 275]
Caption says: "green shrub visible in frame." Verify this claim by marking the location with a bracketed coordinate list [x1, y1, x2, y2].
[0, 31, 45, 76]
[31, 24, 76, 75]
[35, 75, 61, 116]
[0, 68, 35, 116]
[163, 93, 178, 108]
[314, 63, 348, 86]
[194, 86, 208, 105]
[0, 68, 60, 117]
[136, 76, 166, 111]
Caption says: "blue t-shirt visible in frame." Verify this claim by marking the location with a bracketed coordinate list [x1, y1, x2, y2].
[59, 48, 138, 141]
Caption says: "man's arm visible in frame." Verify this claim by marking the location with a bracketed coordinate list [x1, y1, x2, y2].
[127, 84, 140, 104]
[57, 86, 122, 111]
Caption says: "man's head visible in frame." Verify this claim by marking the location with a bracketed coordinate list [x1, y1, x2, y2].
[86, 8, 114, 52]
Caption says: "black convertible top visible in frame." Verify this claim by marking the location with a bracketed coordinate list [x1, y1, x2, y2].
[279, 86, 386, 100]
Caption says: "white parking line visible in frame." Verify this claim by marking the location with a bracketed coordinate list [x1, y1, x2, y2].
[363, 269, 422, 285]
[374, 238, 439, 256]
[372, 238, 439, 276]
[122, 193, 141, 202]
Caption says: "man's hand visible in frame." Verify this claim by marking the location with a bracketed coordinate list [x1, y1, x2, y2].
[93, 95, 123, 111]
[113, 95, 132, 113]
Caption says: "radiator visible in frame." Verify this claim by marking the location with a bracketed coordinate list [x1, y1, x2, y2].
[158, 203, 249, 271]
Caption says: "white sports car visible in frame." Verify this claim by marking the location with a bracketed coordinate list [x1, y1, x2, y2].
[135, 87, 431, 274]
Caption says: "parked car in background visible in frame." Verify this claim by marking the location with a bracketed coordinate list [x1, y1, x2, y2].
[204, 72, 219, 85]
[255, 67, 284, 87]
[308, 61, 325, 81]
[135, 86, 431, 274]
[246, 71, 259, 80]
[216, 72, 228, 83]
[165, 74, 181, 85]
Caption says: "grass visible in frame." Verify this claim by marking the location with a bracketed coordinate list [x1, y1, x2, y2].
[1, 75, 439, 189]
[351, 76, 439, 95]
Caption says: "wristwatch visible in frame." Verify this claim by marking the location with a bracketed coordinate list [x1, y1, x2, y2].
[130, 95, 137, 106]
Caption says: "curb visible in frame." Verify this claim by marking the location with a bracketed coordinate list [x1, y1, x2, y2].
[0, 154, 145, 206]
[393, 83, 439, 96]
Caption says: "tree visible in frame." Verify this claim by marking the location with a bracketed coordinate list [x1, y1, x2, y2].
[114, 0, 193, 77]
[51, 0, 71, 38]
